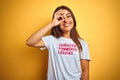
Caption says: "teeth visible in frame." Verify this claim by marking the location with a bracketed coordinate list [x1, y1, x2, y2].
[64, 23, 70, 27]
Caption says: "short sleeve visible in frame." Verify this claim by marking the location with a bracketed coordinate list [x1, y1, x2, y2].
[40, 35, 51, 50]
[80, 40, 91, 60]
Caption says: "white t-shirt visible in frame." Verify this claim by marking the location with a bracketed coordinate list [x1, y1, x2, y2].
[41, 35, 90, 80]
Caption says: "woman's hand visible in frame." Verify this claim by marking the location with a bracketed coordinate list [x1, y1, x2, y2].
[51, 9, 64, 27]
[26, 10, 65, 47]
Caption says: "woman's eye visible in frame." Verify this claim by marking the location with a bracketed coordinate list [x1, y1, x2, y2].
[67, 15, 71, 18]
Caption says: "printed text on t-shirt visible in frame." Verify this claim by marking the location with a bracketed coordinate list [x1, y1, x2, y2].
[58, 43, 77, 55]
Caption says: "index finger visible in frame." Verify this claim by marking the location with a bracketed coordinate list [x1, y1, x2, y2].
[55, 9, 63, 14]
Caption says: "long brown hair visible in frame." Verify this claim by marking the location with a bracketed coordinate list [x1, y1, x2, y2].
[51, 5, 82, 52]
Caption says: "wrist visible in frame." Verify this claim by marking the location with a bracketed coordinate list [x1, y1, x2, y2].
[49, 23, 55, 28]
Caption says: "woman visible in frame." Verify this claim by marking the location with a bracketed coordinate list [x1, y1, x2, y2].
[26, 5, 90, 80]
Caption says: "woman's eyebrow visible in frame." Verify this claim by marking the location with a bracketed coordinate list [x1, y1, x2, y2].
[66, 13, 71, 15]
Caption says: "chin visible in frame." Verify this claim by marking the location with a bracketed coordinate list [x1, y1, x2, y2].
[62, 29, 72, 32]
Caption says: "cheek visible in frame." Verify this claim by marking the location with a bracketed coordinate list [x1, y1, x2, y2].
[58, 25, 64, 30]
[71, 22, 74, 27]
[59, 22, 64, 27]
[59, 24, 63, 28]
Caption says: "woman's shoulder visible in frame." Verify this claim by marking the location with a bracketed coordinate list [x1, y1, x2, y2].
[79, 38, 88, 45]
[43, 35, 56, 39]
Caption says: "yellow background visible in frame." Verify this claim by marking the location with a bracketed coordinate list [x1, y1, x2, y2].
[0, 0, 120, 80]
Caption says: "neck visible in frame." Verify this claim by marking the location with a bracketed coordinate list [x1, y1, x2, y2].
[62, 31, 71, 38]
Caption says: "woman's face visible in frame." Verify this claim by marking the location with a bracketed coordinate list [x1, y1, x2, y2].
[59, 9, 74, 33]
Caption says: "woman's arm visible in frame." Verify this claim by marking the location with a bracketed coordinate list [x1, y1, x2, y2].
[26, 9, 63, 48]
[80, 59, 90, 80]
[26, 23, 54, 48]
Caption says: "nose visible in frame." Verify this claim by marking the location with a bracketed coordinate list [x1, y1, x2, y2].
[63, 17, 68, 23]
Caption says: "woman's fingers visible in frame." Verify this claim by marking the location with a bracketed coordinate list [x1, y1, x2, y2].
[51, 9, 64, 26]
[57, 15, 63, 21]
[55, 9, 63, 20]
[55, 9, 62, 15]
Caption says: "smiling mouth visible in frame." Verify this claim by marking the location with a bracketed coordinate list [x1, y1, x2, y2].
[63, 22, 71, 27]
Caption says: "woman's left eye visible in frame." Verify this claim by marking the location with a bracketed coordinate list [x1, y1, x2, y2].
[67, 15, 71, 18]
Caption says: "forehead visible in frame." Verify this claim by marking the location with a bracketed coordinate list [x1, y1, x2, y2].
[60, 9, 71, 15]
